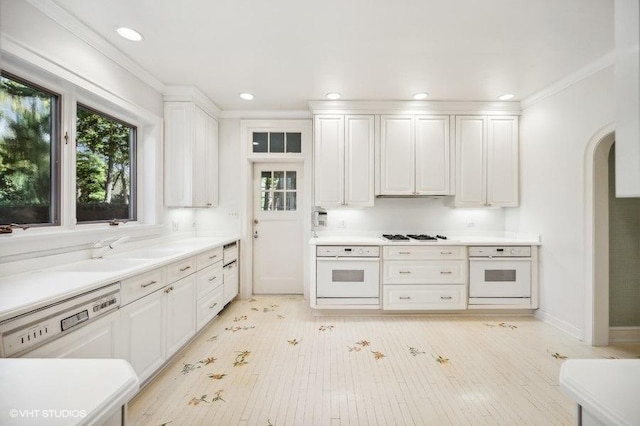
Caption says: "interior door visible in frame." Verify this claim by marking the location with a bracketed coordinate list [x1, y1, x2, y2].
[253, 163, 303, 294]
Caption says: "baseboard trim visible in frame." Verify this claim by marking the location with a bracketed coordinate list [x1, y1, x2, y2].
[534, 310, 584, 341]
[609, 326, 640, 343]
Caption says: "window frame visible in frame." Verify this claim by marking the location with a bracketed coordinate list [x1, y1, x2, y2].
[0, 70, 62, 227]
[75, 102, 138, 224]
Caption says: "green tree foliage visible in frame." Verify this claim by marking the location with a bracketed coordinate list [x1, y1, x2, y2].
[0, 76, 52, 208]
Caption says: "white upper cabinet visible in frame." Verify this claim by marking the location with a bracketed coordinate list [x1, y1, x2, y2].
[455, 116, 518, 207]
[380, 115, 450, 195]
[314, 114, 374, 207]
[164, 101, 219, 207]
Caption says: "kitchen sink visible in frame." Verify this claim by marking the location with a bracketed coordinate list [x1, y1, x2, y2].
[110, 247, 187, 260]
[52, 258, 151, 273]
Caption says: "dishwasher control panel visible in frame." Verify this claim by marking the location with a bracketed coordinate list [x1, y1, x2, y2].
[0, 283, 120, 357]
[316, 246, 380, 257]
[468, 246, 531, 257]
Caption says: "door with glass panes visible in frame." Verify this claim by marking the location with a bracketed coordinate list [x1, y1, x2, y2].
[252, 163, 303, 294]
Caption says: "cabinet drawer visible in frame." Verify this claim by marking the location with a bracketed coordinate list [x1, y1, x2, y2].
[383, 260, 465, 284]
[167, 257, 196, 283]
[121, 268, 167, 306]
[196, 262, 223, 299]
[383, 245, 465, 260]
[383, 285, 466, 310]
[197, 286, 224, 330]
[223, 242, 238, 265]
[197, 246, 223, 270]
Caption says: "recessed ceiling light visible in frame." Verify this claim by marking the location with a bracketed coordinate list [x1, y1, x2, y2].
[326, 92, 341, 100]
[498, 93, 515, 101]
[240, 93, 254, 100]
[413, 92, 429, 100]
[116, 27, 143, 42]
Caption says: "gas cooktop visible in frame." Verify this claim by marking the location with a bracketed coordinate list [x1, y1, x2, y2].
[382, 234, 448, 242]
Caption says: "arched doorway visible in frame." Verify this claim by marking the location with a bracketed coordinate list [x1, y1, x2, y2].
[584, 125, 614, 346]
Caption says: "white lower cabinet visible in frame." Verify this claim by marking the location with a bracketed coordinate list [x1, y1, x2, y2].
[195, 261, 224, 331]
[119, 290, 166, 382]
[384, 285, 466, 310]
[165, 275, 196, 356]
[223, 260, 239, 305]
[382, 245, 467, 310]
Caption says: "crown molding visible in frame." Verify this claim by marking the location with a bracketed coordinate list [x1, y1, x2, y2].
[307, 100, 521, 115]
[163, 85, 222, 118]
[220, 109, 312, 119]
[26, 0, 166, 94]
[521, 52, 615, 110]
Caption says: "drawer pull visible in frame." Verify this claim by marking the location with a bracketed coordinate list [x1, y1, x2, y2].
[141, 280, 157, 288]
[440, 251, 453, 255]
[398, 251, 411, 255]
[179, 266, 192, 272]
[399, 296, 411, 300]
[440, 296, 453, 300]
[209, 276, 218, 281]
[399, 271, 411, 274]
[164, 286, 174, 293]
[209, 302, 218, 309]
[209, 255, 218, 259]
[440, 271, 453, 275]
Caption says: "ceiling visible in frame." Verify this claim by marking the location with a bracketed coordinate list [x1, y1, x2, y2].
[51, 0, 613, 111]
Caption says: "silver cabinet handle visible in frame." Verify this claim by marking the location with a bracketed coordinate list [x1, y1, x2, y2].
[179, 266, 192, 272]
[398, 251, 411, 255]
[209, 302, 218, 309]
[209, 276, 217, 281]
[164, 286, 174, 293]
[141, 280, 157, 288]
[399, 296, 411, 300]
[209, 255, 218, 259]
[440, 296, 453, 300]
[440, 271, 453, 275]
[399, 271, 411, 274]
[440, 251, 452, 255]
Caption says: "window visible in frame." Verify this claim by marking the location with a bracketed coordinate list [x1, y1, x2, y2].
[0, 72, 60, 226]
[76, 105, 136, 223]
[252, 132, 302, 153]
[260, 170, 297, 211]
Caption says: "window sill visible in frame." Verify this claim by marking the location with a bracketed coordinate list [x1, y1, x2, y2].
[0, 223, 164, 262]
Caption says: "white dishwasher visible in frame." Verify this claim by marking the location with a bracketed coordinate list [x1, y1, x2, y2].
[468, 246, 531, 305]
[0, 283, 121, 358]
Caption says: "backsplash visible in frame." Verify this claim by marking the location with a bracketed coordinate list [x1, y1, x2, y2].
[321, 197, 505, 234]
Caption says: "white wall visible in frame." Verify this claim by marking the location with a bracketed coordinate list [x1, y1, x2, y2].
[323, 197, 505, 235]
[505, 67, 615, 338]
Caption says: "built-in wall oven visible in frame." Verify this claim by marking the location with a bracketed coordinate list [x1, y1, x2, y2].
[468, 246, 531, 306]
[316, 246, 380, 306]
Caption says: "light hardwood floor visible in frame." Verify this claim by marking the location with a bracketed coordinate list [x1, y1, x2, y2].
[128, 296, 640, 426]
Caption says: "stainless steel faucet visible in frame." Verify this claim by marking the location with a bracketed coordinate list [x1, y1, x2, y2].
[91, 235, 130, 258]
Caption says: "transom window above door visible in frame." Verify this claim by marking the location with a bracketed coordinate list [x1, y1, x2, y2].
[260, 170, 297, 211]
[252, 132, 301, 154]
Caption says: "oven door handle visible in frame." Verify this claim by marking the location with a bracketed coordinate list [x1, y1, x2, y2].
[469, 258, 531, 261]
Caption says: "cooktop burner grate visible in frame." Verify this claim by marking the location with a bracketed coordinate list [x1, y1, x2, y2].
[382, 234, 411, 241]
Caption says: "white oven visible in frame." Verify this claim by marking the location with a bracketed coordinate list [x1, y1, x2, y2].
[316, 246, 380, 305]
[468, 246, 531, 305]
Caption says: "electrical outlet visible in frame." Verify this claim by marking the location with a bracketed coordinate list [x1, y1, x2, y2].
[337, 220, 346, 229]
[172, 220, 179, 231]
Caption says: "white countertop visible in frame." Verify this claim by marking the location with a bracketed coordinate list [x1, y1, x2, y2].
[559, 359, 640, 426]
[0, 358, 139, 425]
[309, 232, 540, 246]
[0, 236, 238, 323]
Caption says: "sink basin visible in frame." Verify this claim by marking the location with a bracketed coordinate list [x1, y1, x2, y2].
[52, 258, 151, 273]
[110, 247, 187, 260]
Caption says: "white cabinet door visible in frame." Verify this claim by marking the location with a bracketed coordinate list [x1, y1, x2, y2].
[487, 116, 518, 207]
[164, 102, 218, 207]
[380, 115, 415, 195]
[165, 275, 196, 357]
[164, 102, 195, 207]
[314, 115, 345, 207]
[223, 260, 239, 304]
[119, 290, 166, 383]
[415, 115, 450, 195]
[455, 116, 487, 207]
[345, 115, 375, 206]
